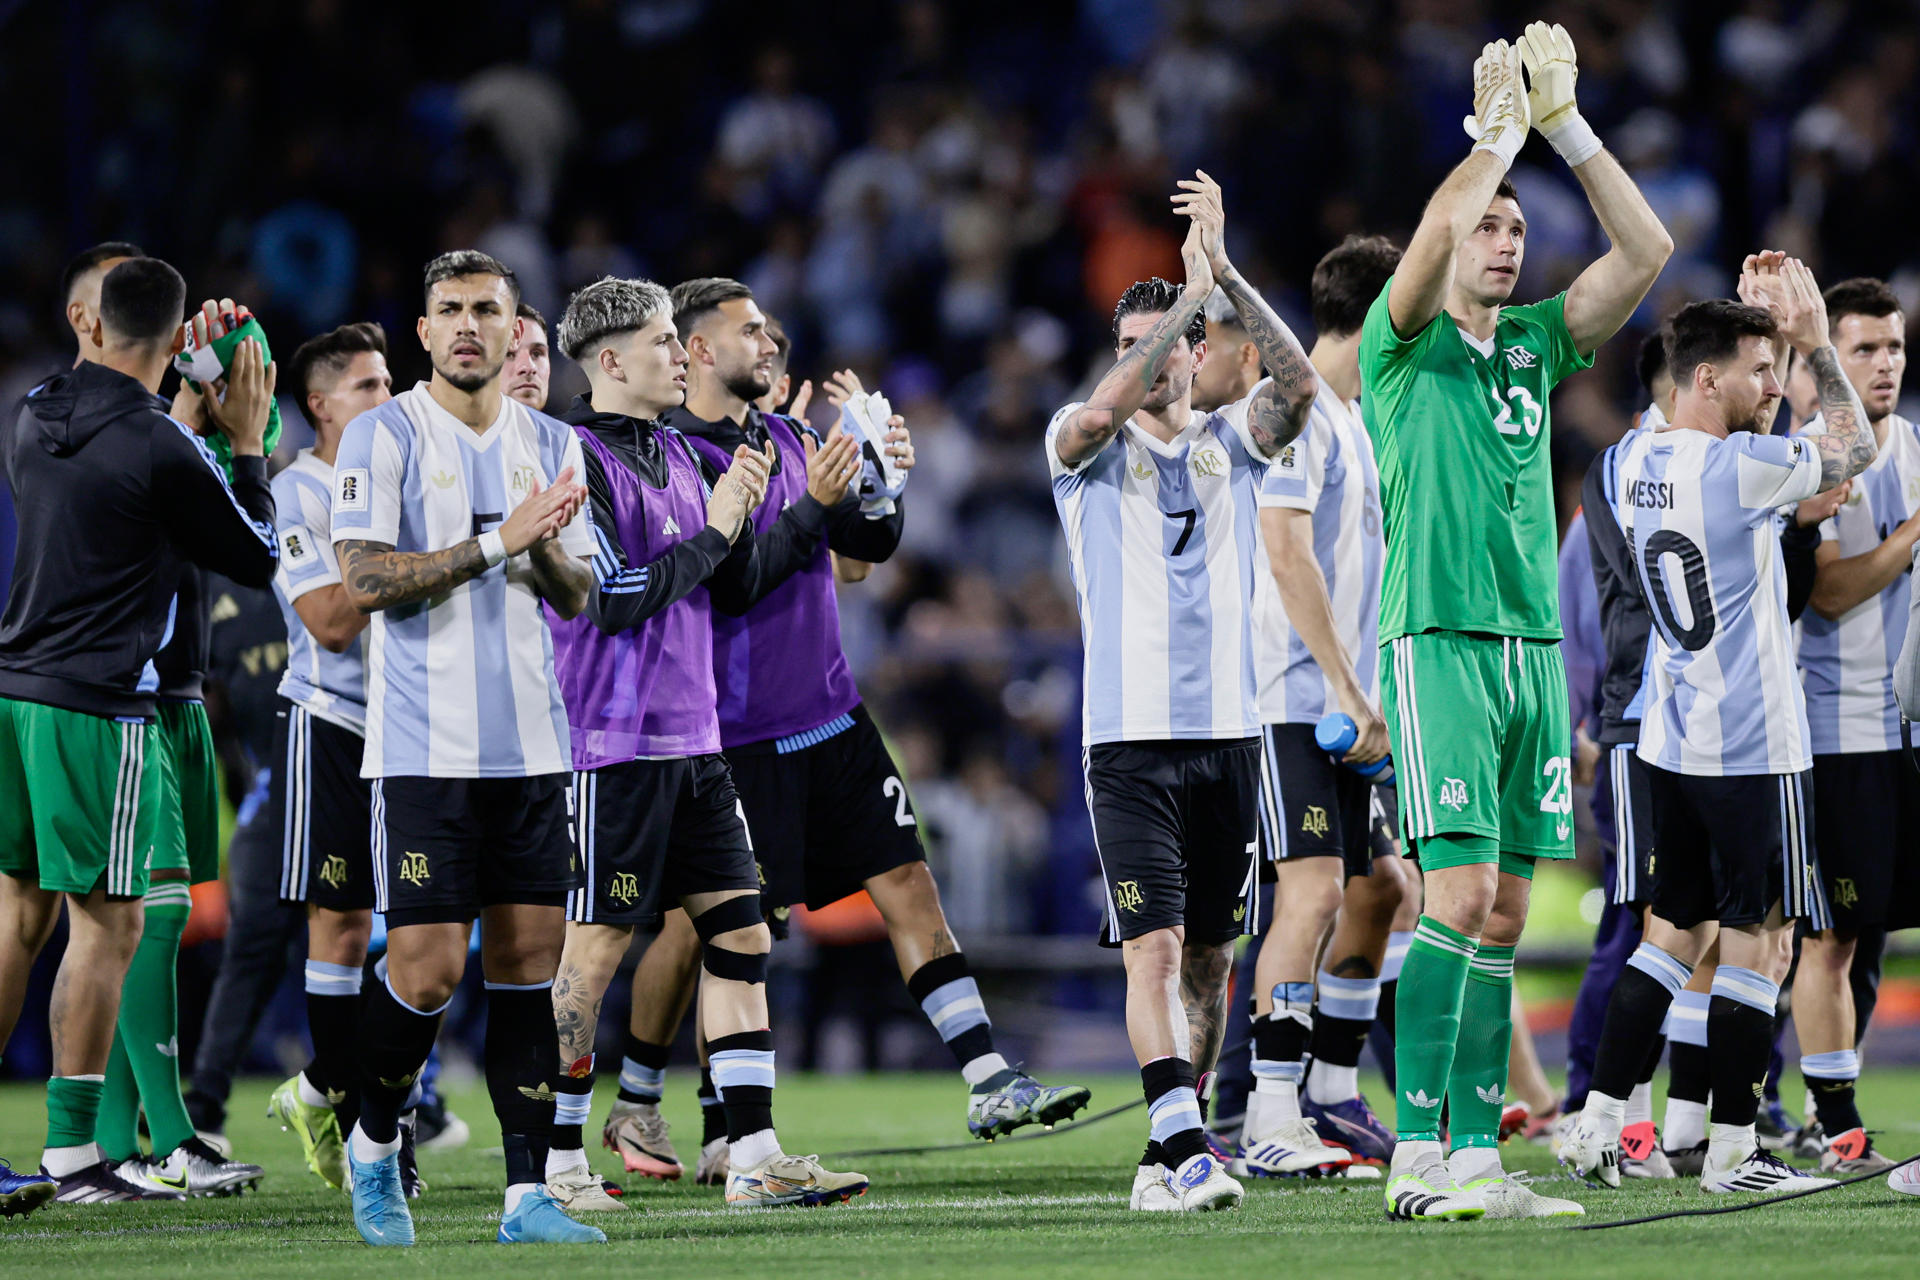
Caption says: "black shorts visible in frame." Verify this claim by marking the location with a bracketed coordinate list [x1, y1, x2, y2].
[371, 773, 578, 927]
[1257, 723, 1373, 879]
[1085, 737, 1261, 947]
[1647, 765, 1829, 931]
[727, 705, 925, 935]
[1370, 782, 1401, 857]
[568, 755, 760, 928]
[1809, 750, 1920, 932]
[275, 704, 375, 911]
[1607, 744, 1657, 907]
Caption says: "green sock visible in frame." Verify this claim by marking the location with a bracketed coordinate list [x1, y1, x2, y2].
[1393, 914, 1478, 1141]
[1448, 943, 1515, 1150]
[99, 896, 195, 1158]
[96, 1032, 142, 1162]
[47, 1075, 105, 1151]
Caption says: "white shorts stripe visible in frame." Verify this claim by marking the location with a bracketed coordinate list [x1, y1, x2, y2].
[1257, 726, 1288, 861]
[1082, 748, 1123, 945]
[370, 778, 388, 912]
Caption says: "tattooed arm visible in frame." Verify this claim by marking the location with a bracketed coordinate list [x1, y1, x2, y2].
[1766, 257, 1876, 492]
[528, 538, 594, 621]
[1175, 170, 1316, 454]
[337, 538, 492, 613]
[1052, 221, 1213, 471]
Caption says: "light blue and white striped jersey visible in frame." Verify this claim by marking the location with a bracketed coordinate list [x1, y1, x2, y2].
[332, 384, 595, 779]
[1249, 382, 1382, 722]
[1797, 413, 1920, 754]
[1614, 426, 1823, 775]
[272, 450, 366, 734]
[1047, 390, 1270, 745]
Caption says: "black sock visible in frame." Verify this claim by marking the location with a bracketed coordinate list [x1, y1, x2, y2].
[710, 1030, 775, 1140]
[1707, 995, 1774, 1128]
[1139, 1139, 1168, 1168]
[1637, 1033, 1668, 1086]
[1668, 1041, 1710, 1105]
[1808, 1075, 1864, 1134]
[617, 1030, 672, 1105]
[552, 1071, 594, 1154]
[1592, 967, 1677, 1099]
[307, 989, 363, 1135]
[904, 953, 997, 1069]
[1253, 1010, 1311, 1067]
[699, 1066, 726, 1145]
[1851, 926, 1886, 1044]
[1372, 980, 1398, 1089]
[1141, 1057, 1206, 1167]
[1309, 1007, 1370, 1071]
[356, 979, 443, 1145]
[485, 984, 559, 1181]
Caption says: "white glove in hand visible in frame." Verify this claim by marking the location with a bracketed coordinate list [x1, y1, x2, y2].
[1519, 21, 1601, 166]
[1461, 40, 1530, 169]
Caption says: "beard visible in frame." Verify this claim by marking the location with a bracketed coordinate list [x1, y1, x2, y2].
[1142, 373, 1188, 412]
[434, 352, 505, 393]
[720, 364, 772, 402]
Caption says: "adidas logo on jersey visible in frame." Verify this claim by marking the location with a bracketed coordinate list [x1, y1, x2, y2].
[1503, 346, 1538, 370]
[1404, 1089, 1438, 1110]
[662, 515, 682, 536]
[156, 1036, 178, 1059]
[1475, 1084, 1502, 1105]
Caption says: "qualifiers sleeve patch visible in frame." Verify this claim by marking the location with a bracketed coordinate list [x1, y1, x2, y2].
[280, 526, 316, 564]
[336, 467, 370, 512]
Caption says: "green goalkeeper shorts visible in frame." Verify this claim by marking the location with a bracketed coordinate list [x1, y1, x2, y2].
[1379, 631, 1575, 868]
[153, 699, 221, 884]
[0, 696, 159, 897]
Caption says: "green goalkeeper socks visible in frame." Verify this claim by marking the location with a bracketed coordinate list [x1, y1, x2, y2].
[1392, 915, 1478, 1141]
[1448, 943, 1516, 1149]
[46, 1075, 105, 1152]
[96, 896, 194, 1161]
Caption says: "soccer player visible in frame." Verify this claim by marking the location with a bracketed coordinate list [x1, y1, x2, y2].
[542, 276, 870, 1211]
[59, 241, 146, 364]
[1367, 27, 1671, 1221]
[0, 257, 279, 1203]
[1561, 261, 1877, 1195]
[1050, 172, 1314, 1212]
[329, 250, 602, 1247]
[1240, 234, 1406, 1177]
[1791, 275, 1915, 1174]
[505, 303, 551, 410]
[257, 322, 392, 1190]
[610, 275, 1086, 1173]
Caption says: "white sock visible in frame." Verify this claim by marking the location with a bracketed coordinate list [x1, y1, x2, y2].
[1448, 1145, 1502, 1186]
[1707, 1121, 1754, 1165]
[1305, 1060, 1359, 1105]
[1625, 1081, 1653, 1127]
[1664, 1098, 1708, 1150]
[349, 1125, 401, 1164]
[1250, 1076, 1301, 1124]
[961, 1052, 1010, 1087]
[730, 1127, 780, 1171]
[544, 1146, 588, 1178]
[40, 1143, 99, 1178]
[297, 1071, 331, 1109]
[1391, 1137, 1440, 1171]
[504, 1181, 538, 1214]
[1584, 1089, 1628, 1140]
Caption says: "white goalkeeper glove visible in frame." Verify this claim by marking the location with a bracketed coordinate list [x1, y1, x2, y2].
[1461, 40, 1530, 170]
[1520, 21, 1601, 167]
[837, 391, 906, 517]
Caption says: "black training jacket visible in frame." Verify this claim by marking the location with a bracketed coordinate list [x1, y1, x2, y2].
[0, 361, 277, 719]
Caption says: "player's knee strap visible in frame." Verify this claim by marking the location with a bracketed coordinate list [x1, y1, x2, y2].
[702, 942, 768, 985]
[690, 894, 764, 942]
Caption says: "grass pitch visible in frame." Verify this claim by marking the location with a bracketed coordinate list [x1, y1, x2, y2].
[2, 1070, 1915, 1279]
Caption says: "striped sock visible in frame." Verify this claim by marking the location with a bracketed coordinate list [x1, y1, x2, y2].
[1251, 984, 1313, 1123]
[1142, 1057, 1206, 1166]
[617, 1032, 670, 1105]
[711, 1030, 777, 1166]
[1448, 942, 1514, 1150]
[1392, 915, 1476, 1142]
[906, 954, 1008, 1085]
[1801, 1048, 1863, 1134]
[1307, 970, 1380, 1104]
[1707, 967, 1779, 1128]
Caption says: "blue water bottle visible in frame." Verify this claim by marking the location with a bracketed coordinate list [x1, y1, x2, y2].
[1315, 712, 1394, 783]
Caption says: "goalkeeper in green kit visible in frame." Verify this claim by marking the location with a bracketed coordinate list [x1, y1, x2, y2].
[1366, 25, 1671, 1221]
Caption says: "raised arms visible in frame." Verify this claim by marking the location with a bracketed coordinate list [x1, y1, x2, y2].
[1178, 171, 1315, 455]
[1767, 258, 1876, 492]
[1050, 222, 1213, 471]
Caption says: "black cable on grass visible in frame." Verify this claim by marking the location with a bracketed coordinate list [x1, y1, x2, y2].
[826, 1098, 1147, 1159]
[1570, 1152, 1920, 1229]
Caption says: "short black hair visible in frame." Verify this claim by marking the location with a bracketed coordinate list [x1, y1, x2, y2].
[516, 301, 548, 333]
[1637, 327, 1670, 397]
[670, 277, 756, 344]
[1494, 176, 1518, 204]
[291, 321, 388, 406]
[763, 313, 791, 361]
[422, 250, 520, 309]
[1665, 300, 1777, 387]
[1311, 234, 1403, 339]
[1823, 277, 1903, 326]
[1112, 278, 1206, 349]
[61, 240, 145, 306]
[98, 257, 185, 345]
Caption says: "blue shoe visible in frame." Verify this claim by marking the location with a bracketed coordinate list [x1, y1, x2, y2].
[0, 1159, 56, 1218]
[1303, 1093, 1396, 1164]
[966, 1069, 1092, 1140]
[497, 1187, 607, 1243]
[349, 1141, 415, 1247]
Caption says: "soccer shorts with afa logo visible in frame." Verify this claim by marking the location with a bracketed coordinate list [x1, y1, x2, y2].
[1379, 631, 1574, 873]
[274, 702, 376, 911]
[568, 754, 760, 928]
[0, 695, 160, 897]
[152, 698, 222, 885]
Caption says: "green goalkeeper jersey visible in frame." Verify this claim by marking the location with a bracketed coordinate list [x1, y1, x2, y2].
[1359, 282, 1592, 642]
